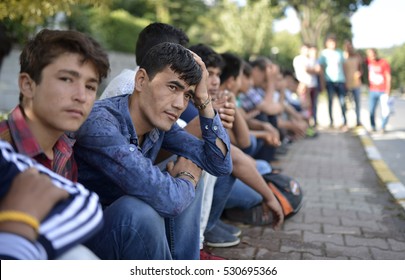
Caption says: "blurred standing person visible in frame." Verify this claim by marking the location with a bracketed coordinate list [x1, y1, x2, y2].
[344, 39, 363, 127]
[366, 48, 392, 133]
[307, 45, 321, 128]
[294, 44, 321, 128]
[319, 34, 348, 130]
[293, 43, 311, 115]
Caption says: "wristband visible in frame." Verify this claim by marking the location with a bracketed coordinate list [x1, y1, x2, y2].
[195, 96, 211, 110]
[0, 210, 40, 233]
[176, 171, 197, 185]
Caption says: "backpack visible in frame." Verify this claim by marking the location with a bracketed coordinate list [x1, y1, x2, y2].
[262, 173, 304, 218]
[223, 172, 304, 225]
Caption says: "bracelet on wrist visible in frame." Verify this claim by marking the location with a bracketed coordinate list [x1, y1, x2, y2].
[0, 210, 40, 234]
[194, 96, 211, 111]
[176, 171, 197, 185]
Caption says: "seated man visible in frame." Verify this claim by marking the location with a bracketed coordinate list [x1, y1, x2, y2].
[0, 28, 109, 259]
[0, 28, 110, 181]
[181, 44, 284, 249]
[100, 22, 190, 100]
[0, 140, 103, 260]
[73, 42, 232, 260]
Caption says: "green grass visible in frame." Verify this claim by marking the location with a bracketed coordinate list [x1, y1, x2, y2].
[0, 112, 8, 121]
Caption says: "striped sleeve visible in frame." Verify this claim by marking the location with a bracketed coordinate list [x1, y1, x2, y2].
[0, 233, 47, 260]
[0, 140, 103, 259]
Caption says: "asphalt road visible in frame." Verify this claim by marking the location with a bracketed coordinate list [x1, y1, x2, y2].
[366, 95, 405, 185]
[316, 89, 405, 186]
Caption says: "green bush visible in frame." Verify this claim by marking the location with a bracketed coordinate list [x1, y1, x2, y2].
[388, 44, 405, 91]
[0, 112, 8, 121]
[90, 9, 151, 53]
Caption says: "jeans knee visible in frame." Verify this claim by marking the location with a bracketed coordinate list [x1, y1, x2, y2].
[105, 196, 165, 236]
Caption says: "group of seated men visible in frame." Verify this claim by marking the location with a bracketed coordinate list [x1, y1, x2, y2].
[0, 22, 311, 260]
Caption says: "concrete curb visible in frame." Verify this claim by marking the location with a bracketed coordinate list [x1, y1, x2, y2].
[353, 127, 405, 211]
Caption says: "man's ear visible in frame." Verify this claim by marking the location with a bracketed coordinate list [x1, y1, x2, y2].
[224, 77, 233, 89]
[18, 73, 35, 99]
[134, 68, 148, 91]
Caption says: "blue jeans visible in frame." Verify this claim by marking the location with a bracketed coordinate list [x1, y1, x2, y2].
[348, 87, 361, 125]
[85, 182, 203, 260]
[206, 174, 236, 232]
[242, 134, 260, 157]
[225, 160, 271, 209]
[369, 91, 390, 130]
[326, 81, 347, 125]
[309, 87, 319, 126]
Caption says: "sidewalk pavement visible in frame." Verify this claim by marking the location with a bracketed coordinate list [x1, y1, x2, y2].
[210, 126, 405, 260]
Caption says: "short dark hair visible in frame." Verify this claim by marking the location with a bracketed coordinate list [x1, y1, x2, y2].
[220, 52, 242, 84]
[250, 56, 271, 71]
[135, 22, 189, 65]
[242, 60, 252, 77]
[188, 44, 224, 70]
[20, 29, 109, 85]
[282, 69, 298, 83]
[139, 42, 202, 86]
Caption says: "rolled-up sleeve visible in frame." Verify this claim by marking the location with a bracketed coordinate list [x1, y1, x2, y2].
[162, 112, 232, 176]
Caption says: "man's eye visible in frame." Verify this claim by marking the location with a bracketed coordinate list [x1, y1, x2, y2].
[86, 85, 97, 91]
[60, 77, 73, 83]
[184, 94, 192, 100]
[169, 85, 177, 91]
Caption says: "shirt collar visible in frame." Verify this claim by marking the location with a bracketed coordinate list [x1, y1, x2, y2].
[7, 106, 75, 158]
[117, 94, 160, 143]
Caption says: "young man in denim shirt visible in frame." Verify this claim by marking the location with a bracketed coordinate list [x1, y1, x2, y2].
[73, 42, 232, 260]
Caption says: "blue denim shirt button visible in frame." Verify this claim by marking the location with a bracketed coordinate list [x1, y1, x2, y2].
[129, 146, 135, 152]
[204, 125, 209, 130]
[213, 125, 218, 131]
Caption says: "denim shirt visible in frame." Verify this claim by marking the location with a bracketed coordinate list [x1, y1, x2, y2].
[74, 94, 232, 217]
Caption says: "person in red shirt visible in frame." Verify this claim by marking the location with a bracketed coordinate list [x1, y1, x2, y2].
[366, 48, 392, 133]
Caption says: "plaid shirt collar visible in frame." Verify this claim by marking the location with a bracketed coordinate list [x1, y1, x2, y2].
[7, 106, 76, 161]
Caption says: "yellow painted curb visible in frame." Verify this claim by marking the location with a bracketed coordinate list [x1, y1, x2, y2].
[360, 136, 374, 147]
[370, 160, 400, 183]
[355, 129, 405, 212]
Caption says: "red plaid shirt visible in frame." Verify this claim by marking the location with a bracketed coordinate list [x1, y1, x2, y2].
[0, 106, 78, 181]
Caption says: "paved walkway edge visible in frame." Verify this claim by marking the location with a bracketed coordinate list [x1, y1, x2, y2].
[354, 127, 405, 211]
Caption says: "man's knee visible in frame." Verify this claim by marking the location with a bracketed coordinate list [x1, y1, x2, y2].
[104, 196, 165, 235]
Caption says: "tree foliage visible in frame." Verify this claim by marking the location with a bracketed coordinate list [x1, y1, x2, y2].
[388, 44, 405, 90]
[91, 9, 151, 53]
[0, 0, 110, 24]
[1, 0, 388, 82]
[188, 0, 278, 59]
[283, 0, 373, 47]
[271, 31, 301, 71]
[110, 0, 208, 32]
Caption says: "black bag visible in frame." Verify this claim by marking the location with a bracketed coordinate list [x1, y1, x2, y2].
[262, 173, 303, 218]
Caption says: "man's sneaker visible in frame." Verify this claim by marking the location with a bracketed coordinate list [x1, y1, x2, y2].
[204, 225, 240, 248]
[217, 219, 241, 237]
[305, 127, 318, 138]
[200, 249, 226, 260]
